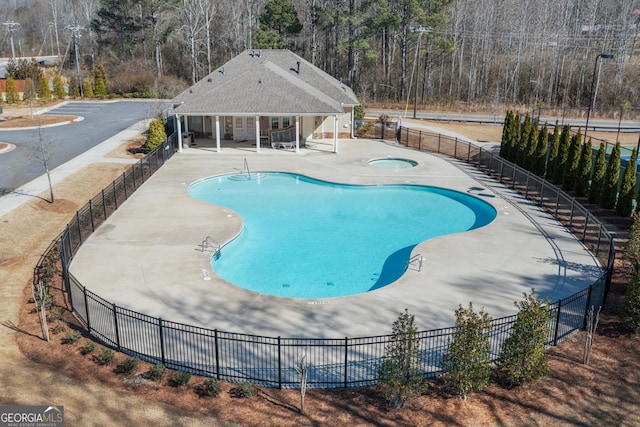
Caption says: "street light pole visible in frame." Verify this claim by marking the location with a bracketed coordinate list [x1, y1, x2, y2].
[584, 53, 614, 141]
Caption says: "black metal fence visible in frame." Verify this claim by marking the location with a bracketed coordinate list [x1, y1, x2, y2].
[50, 126, 615, 389]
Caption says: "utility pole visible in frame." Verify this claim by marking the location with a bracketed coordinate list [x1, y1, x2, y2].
[65, 24, 84, 98]
[2, 21, 20, 59]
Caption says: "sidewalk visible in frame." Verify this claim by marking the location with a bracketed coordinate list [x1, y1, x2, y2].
[0, 119, 150, 218]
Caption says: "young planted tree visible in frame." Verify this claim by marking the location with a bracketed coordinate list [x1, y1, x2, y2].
[620, 272, 640, 334]
[600, 142, 621, 209]
[94, 62, 108, 97]
[144, 118, 167, 152]
[574, 138, 593, 197]
[83, 78, 95, 98]
[37, 76, 51, 101]
[562, 130, 582, 191]
[23, 78, 35, 101]
[295, 348, 309, 414]
[516, 114, 531, 167]
[499, 111, 512, 159]
[532, 122, 548, 176]
[545, 121, 560, 179]
[589, 143, 607, 204]
[616, 147, 638, 217]
[5, 77, 20, 103]
[523, 119, 539, 171]
[53, 75, 66, 99]
[497, 290, 551, 387]
[440, 303, 492, 400]
[553, 124, 571, 185]
[377, 309, 425, 409]
[624, 213, 640, 273]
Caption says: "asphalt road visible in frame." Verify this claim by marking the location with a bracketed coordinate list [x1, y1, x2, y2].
[0, 100, 169, 193]
[368, 109, 640, 132]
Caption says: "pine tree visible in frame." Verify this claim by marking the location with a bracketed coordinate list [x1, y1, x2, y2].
[507, 112, 521, 163]
[563, 130, 582, 191]
[623, 213, 640, 273]
[37, 76, 51, 101]
[377, 309, 426, 409]
[575, 138, 593, 197]
[516, 114, 531, 166]
[497, 290, 551, 387]
[500, 111, 512, 159]
[82, 78, 94, 98]
[553, 124, 571, 184]
[523, 120, 538, 170]
[532, 122, 548, 176]
[600, 142, 621, 209]
[616, 147, 637, 216]
[620, 272, 640, 334]
[589, 143, 607, 204]
[94, 62, 108, 97]
[53, 75, 66, 99]
[546, 121, 560, 179]
[440, 303, 492, 400]
[5, 76, 19, 103]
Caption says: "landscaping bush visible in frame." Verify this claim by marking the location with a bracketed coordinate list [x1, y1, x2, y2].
[94, 348, 115, 366]
[377, 308, 426, 409]
[52, 320, 66, 334]
[62, 330, 82, 344]
[148, 364, 167, 381]
[620, 273, 640, 334]
[169, 370, 192, 387]
[118, 357, 140, 374]
[237, 382, 257, 398]
[144, 119, 167, 151]
[440, 303, 492, 399]
[202, 378, 221, 396]
[81, 341, 95, 355]
[53, 75, 66, 99]
[496, 290, 551, 387]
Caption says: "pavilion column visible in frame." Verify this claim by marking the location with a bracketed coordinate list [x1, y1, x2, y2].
[176, 114, 182, 153]
[333, 114, 339, 153]
[255, 115, 260, 153]
[215, 116, 221, 152]
[295, 115, 300, 153]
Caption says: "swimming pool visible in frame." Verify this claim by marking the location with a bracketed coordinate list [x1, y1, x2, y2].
[188, 172, 496, 298]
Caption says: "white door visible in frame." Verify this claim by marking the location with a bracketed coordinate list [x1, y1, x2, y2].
[233, 117, 255, 141]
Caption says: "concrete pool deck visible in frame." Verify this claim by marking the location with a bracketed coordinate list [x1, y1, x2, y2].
[69, 138, 602, 338]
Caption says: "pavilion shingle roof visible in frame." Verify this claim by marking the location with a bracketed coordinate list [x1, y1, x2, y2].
[173, 49, 359, 116]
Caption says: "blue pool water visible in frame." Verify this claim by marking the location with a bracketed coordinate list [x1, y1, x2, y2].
[188, 172, 496, 298]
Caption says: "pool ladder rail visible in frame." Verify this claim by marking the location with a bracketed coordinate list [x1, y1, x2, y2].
[407, 254, 424, 272]
[201, 236, 221, 258]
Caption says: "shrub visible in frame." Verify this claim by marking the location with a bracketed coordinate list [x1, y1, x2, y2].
[497, 290, 551, 387]
[620, 272, 640, 334]
[118, 357, 139, 374]
[5, 77, 19, 103]
[601, 142, 621, 209]
[237, 382, 257, 398]
[94, 62, 108, 97]
[62, 330, 82, 344]
[589, 143, 607, 204]
[82, 78, 94, 98]
[81, 341, 95, 355]
[148, 364, 167, 381]
[144, 118, 167, 151]
[53, 75, 66, 99]
[38, 76, 51, 101]
[94, 348, 115, 366]
[47, 307, 63, 322]
[377, 308, 426, 409]
[355, 120, 374, 137]
[52, 320, 67, 334]
[202, 378, 221, 396]
[440, 303, 492, 399]
[616, 147, 637, 217]
[169, 370, 192, 387]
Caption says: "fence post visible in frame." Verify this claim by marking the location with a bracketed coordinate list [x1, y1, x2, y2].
[113, 181, 118, 210]
[583, 285, 593, 329]
[539, 180, 546, 207]
[569, 199, 575, 229]
[438, 134, 441, 153]
[525, 171, 530, 198]
[555, 190, 560, 217]
[89, 200, 95, 232]
[113, 303, 120, 350]
[467, 141, 471, 163]
[418, 130, 422, 150]
[454, 138, 458, 158]
[76, 212, 82, 244]
[278, 336, 282, 389]
[553, 299, 562, 346]
[344, 337, 348, 388]
[101, 189, 107, 219]
[123, 172, 128, 200]
[158, 318, 166, 365]
[214, 329, 220, 380]
[83, 287, 91, 333]
[582, 214, 589, 241]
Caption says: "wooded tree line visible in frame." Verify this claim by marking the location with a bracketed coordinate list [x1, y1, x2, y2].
[1, 0, 639, 111]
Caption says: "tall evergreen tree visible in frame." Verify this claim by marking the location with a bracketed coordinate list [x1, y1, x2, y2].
[563, 130, 582, 191]
[523, 120, 538, 170]
[516, 114, 531, 166]
[52, 75, 66, 99]
[589, 143, 607, 204]
[532, 122, 548, 176]
[617, 147, 638, 216]
[553, 124, 571, 184]
[601, 142, 621, 209]
[94, 62, 109, 97]
[546, 121, 560, 179]
[500, 111, 512, 159]
[507, 112, 521, 163]
[5, 77, 19, 104]
[37, 76, 51, 101]
[575, 138, 593, 197]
